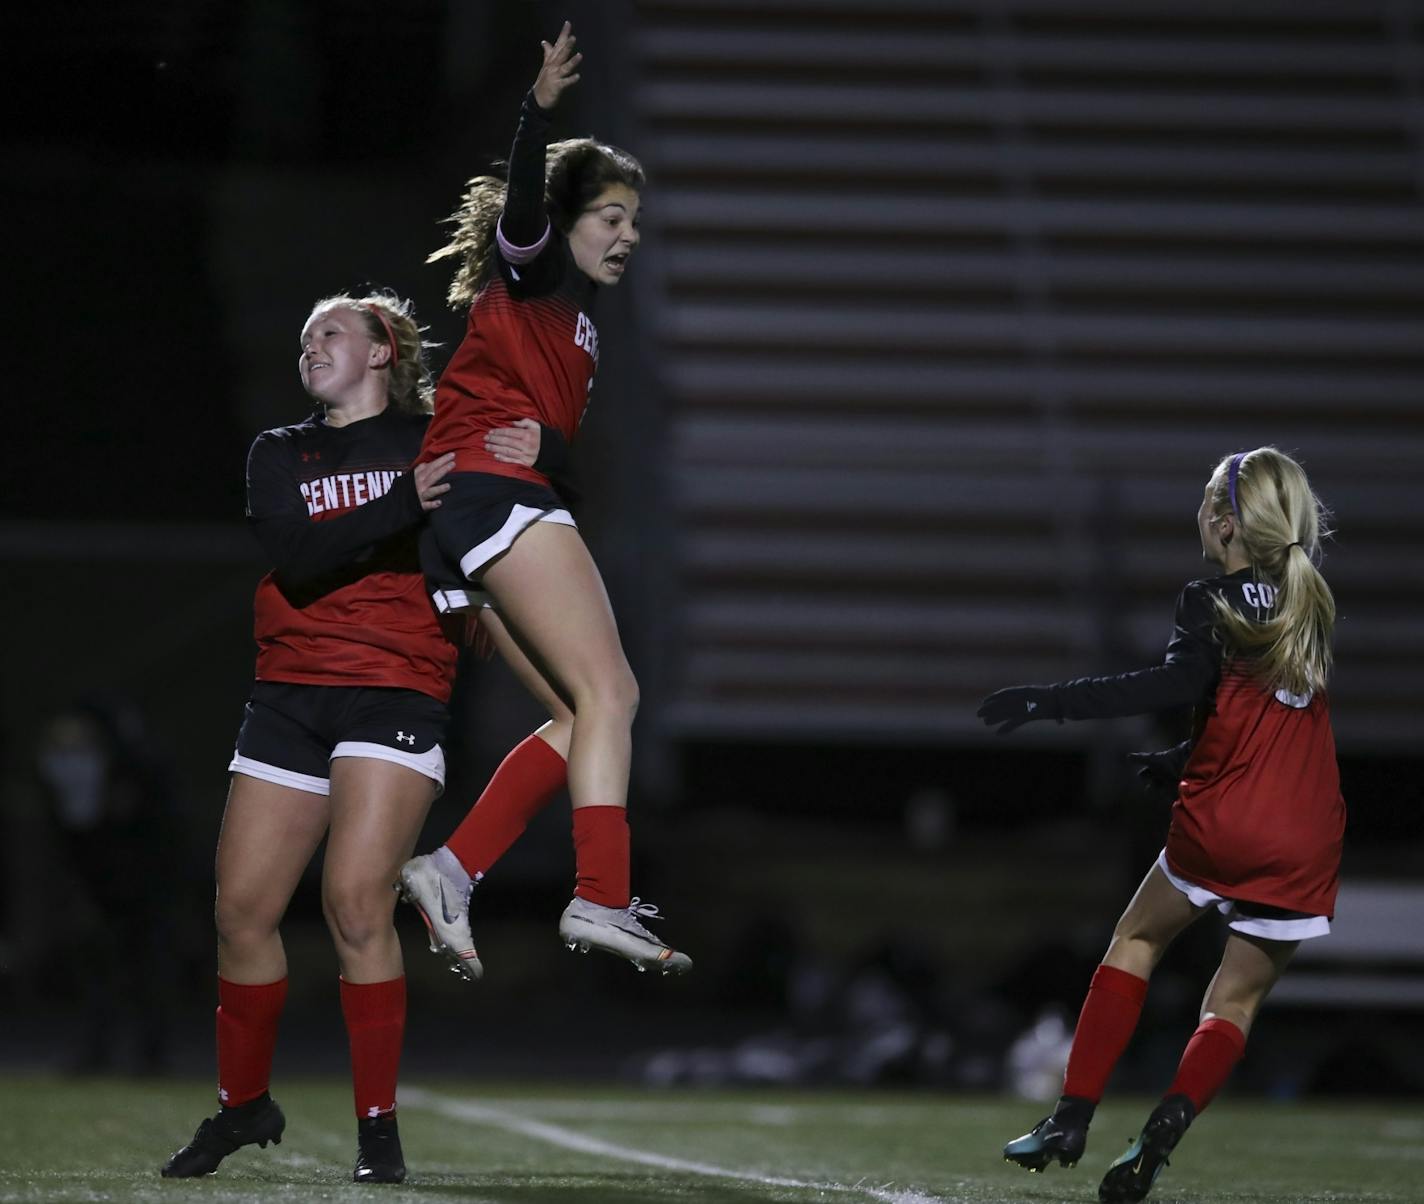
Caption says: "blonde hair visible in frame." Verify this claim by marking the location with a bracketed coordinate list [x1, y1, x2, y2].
[428, 137, 646, 310]
[307, 291, 436, 415]
[1205, 447, 1336, 696]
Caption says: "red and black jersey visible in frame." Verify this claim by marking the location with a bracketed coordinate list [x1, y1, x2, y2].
[421, 94, 600, 484]
[246, 407, 458, 703]
[1047, 568, 1344, 917]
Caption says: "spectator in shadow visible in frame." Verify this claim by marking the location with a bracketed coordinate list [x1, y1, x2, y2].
[35, 694, 177, 1074]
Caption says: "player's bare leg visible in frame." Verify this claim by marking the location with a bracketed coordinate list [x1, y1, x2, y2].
[1099, 932, 1297, 1202]
[215, 775, 329, 984]
[163, 776, 326, 1178]
[325, 757, 436, 1186]
[480, 522, 690, 974]
[1102, 864, 1206, 979]
[478, 605, 575, 758]
[480, 521, 636, 809]
[398, 607, 573, 980]
[325, 757, 436, 982]
[1200, 930, 1297, 1037]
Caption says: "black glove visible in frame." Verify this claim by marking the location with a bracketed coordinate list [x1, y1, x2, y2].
[1126, 742, 1190, 802]
[976, 685, 1062, 735]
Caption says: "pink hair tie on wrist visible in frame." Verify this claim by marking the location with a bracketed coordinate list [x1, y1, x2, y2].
[362, 304, 400, 366]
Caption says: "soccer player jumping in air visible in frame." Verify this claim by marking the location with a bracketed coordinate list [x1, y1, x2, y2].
[979, 448, 1344, 1203]
[397, 22, 691, 980]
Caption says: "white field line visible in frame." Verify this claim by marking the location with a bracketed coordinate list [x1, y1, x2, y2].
[402, 1088, 951, 1204]
[437, 1097, 916, 1125]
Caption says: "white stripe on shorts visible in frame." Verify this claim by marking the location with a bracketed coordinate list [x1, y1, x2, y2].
[332, 740, 446, 794]
[1156, 850, 1330, 941]
[228, 754, 329, 796]
[457, 503, 576, 582]
[431, 588, 493, 615]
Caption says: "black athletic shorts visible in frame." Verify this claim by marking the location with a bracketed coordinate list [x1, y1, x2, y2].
[421, 472, 576, 613]
[229, 681, 449, 795]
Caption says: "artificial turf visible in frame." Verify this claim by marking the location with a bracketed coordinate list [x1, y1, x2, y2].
[0, 1076, 1415, 1203]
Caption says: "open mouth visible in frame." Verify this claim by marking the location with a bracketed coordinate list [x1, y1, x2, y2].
[605, 254, 629, 272]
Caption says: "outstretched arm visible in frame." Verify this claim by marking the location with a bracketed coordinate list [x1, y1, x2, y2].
[977, 583, 1221, 734]
[500, 23, 582, 254]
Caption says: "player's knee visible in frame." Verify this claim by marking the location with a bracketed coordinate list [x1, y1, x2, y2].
[573, 664, 639, 721]
[215, 894, 277, 951]
[1105, 926, 1167, 967]
[1204, 976, 1271, 1028]
[322, 883, 389, 953]
[607, 665, 640, 718]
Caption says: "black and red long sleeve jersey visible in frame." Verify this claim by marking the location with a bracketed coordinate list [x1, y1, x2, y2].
[421, 94, 601, 483]
[1048, 567, 1344, 917]
[245, 407, 458, 703]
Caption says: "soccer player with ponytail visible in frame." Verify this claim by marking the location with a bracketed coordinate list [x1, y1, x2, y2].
[397, 22, 691, 981]
[978, 447, 1344, 1203]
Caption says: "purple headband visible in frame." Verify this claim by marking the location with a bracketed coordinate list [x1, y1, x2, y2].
[1227, 452, 1245, 517]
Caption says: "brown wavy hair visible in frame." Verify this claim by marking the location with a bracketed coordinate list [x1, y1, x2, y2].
[306, 291, 437, 415]
[1204, 447, 1336, 696]
[428, 138, 646, 310]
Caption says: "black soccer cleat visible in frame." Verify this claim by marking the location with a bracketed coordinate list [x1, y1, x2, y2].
[1003, 1099, 1091, 1172]
[1098, 1093, 1195, 1203]
[354, 1114, 406, 1184]
[160, 1092, 285, 1178]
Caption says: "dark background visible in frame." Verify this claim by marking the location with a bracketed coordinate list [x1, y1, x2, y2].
[3, 0, 1423, 1100]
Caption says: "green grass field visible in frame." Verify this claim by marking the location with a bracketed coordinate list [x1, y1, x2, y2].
[0, 1077, 1416, 1203]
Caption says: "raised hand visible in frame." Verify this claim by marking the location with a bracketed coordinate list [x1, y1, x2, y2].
[532, 21, 582, 111]
[976, 685, 1062, 735]
[413, 452, 456, 511]
[484, 418, 542, 467]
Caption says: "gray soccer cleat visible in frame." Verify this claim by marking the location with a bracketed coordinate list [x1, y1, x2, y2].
[558, 896, 693, 975]
[396, 852, 483, 981]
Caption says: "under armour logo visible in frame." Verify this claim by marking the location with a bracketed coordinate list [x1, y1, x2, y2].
[396, 731, 416, 745]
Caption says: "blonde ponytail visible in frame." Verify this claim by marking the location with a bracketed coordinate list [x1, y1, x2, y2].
[1205, 447, 1336, 696]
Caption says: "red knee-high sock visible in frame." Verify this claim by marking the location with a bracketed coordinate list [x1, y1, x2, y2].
[572, 805, 630, 908]
[340, 976, 406, 1120]
[445, 734, 568, 877]
[216, 976, 288, 1107]
[1167, 1016, 1246, 1113]
[1061, 964, 1150, 1103]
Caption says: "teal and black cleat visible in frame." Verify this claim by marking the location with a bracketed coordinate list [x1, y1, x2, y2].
[1003, 1105, 1090, 1172]
[1098, 1093, 1195, 1203]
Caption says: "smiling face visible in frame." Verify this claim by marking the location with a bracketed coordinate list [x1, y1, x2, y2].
[567, 184, 641, 286]
[298, 305, 386, 406]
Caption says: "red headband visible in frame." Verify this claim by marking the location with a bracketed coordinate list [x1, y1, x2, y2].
[361, 303, 400, 367]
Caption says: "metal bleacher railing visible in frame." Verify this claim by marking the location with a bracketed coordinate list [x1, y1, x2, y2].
[628, 0, 1424, 752]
